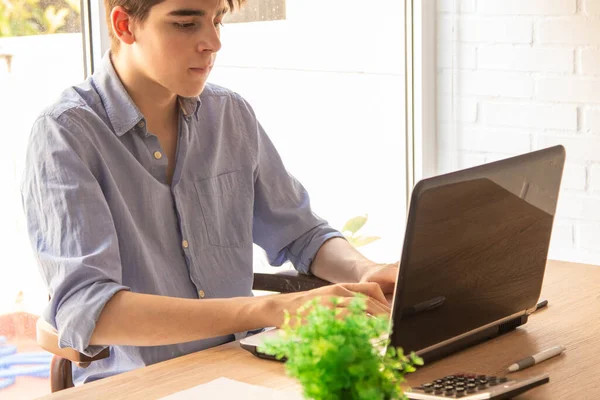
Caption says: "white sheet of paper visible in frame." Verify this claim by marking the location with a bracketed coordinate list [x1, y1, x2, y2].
[159, 377, 304, 400]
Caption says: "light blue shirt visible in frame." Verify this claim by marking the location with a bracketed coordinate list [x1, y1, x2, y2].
[21, 53, 342, 384]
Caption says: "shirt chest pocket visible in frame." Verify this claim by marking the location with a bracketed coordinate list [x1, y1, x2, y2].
[194, 171, 252, 248]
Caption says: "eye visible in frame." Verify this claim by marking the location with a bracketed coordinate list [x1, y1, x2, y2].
[215, 21, 224, 28]
[173, 22, 198, 29]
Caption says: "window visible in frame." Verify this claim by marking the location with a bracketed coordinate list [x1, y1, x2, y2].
[212, 1, 408, 270]
[224, 0, 285, 23]
[0, 1, 409, 396]
[0, 1, 86, 397]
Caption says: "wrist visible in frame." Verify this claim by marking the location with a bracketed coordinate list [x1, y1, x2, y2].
[352, 259, 376, 282]
[248, 294, 283, 328]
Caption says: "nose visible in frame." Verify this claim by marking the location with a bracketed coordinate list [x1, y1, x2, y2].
[197, 24, 222, 54]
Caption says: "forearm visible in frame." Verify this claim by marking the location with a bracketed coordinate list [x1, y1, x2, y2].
[90, 290, 278, 347]
[310, 237, 374, 283]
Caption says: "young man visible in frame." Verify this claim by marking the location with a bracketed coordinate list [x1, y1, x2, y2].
[21, 0, 398, 384]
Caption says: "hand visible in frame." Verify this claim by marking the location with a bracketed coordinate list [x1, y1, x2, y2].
[271, 282, 391, 328]
[358, 262, 399, 298]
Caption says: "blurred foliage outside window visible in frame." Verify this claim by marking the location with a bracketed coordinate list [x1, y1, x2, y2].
[0, 0, 81, 37]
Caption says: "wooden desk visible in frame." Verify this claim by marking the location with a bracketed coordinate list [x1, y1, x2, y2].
[39, 260, 600, 399]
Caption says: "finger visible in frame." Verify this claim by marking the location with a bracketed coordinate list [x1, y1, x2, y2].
[365, 298, 391, 316]
[339, 282, 388, 307]
[376, 266, 399, 292]
[361, 264, 399, 294]
[332, 285, 390, 316]
[333, 297, 389, 318]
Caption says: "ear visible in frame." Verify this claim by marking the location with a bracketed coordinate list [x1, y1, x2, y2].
[111, 6, 135, 46]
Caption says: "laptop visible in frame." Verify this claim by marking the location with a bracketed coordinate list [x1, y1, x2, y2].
[241, 145, 566, 364]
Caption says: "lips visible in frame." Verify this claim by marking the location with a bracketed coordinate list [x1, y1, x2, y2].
[191, 65, 213, 70]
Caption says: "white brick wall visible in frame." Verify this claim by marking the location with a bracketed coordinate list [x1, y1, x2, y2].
[585, 0, 600, 15]
[477, 45, 574, 72]
[580, 49, 600, 74]
[436, 0, 600, 266]
[478, 0, 576, 16]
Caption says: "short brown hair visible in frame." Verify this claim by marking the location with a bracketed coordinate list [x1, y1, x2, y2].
[105, 0, 245, 52]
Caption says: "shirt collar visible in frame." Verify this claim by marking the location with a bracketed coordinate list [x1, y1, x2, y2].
[92, 51, 201, 136]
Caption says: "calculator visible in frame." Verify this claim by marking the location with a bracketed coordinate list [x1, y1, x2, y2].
[404, 372, 549, 399]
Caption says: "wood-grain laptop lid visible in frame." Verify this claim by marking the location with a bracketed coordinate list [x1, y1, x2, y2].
[389, 145, 566, 358]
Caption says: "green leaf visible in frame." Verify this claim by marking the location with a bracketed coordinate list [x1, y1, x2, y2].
[341, 215, 368, 235]
[410, 352, 424, 366]
[351, 235, 381, 248]
[43, 6, 70, 34]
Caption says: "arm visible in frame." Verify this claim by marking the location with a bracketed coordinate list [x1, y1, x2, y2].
[238, 95, 345, 275]
[91, 281, 391, 346]
[311, 238, 399, 297]
[310, 237, 374, 283]
[90, 291, 274, 346]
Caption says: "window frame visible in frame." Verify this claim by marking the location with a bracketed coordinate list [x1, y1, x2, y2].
[405, 0, 437, 201]
[84, 0, 110, 76]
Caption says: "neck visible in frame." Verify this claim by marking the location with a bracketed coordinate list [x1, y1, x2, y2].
[111, 51, 178, 129]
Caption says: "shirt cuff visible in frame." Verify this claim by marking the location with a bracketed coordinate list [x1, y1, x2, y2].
[50, 282, 130, 358]
[288, 227, 346, 275]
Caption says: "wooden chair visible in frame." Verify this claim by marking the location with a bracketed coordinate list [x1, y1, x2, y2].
[37, 271, 331, 392]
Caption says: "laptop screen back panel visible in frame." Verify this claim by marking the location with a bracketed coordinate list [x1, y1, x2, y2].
[390, 146, 565, 356]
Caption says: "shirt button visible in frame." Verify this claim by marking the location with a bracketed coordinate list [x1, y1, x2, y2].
[198, 290, 205, 298]
[137, 120, 145, 129]
[153, 151, 163, 160]
[182, 240, 189, 249]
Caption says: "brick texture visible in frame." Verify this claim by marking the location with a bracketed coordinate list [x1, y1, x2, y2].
[436, 0, 600, 265]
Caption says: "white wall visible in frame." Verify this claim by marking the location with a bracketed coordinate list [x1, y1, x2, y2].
[436, 0, 600, 265]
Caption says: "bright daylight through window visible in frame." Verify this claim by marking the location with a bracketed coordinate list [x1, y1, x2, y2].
[0, 1, 84, 397]
[0, 0, 406, 397]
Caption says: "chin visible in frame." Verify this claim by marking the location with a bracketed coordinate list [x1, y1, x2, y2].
[178, 82, 207, 98]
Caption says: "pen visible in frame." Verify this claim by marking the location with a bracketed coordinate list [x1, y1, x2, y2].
[508, 345, 565, 372]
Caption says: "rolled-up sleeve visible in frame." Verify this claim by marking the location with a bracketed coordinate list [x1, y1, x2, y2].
[234, 96, 344, 274]
[21, 114, 130, 357]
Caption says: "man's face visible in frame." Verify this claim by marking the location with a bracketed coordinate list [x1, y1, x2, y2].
[130, 0, 226, 98]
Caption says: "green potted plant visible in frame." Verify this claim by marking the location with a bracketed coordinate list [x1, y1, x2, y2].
[259, 295, 423, 400]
